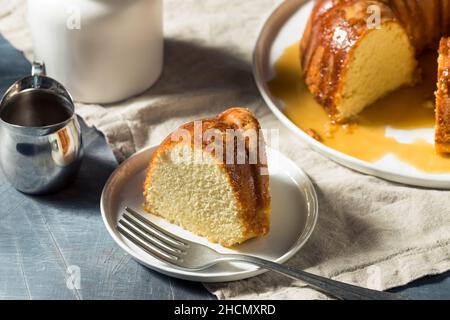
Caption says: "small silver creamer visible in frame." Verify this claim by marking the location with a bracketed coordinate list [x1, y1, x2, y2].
[0, 61, 83, 194]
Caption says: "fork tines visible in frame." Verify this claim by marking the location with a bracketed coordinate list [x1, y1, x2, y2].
[117, 207, 189, 266]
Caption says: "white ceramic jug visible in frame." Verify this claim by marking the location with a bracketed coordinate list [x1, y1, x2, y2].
[27, 0, 163, 104]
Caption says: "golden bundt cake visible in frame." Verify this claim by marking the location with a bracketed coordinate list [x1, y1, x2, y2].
[435, 38, 450, 153]
[301, 0, 450, 135]
[143, 108, 271, 247]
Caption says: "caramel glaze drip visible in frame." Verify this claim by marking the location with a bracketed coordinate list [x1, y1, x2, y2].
[269, 42, 450, 173]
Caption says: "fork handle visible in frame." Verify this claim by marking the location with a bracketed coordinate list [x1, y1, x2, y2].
[220, 255, 408, 300]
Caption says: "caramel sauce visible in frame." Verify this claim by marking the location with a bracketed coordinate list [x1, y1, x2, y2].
[268, 42, 450, 173]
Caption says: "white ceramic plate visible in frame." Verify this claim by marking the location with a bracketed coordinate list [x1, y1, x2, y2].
[253, 0, 450, 189]
[101, 145, 318, 282]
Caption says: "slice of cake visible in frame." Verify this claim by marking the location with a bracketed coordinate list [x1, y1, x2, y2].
[435, 38, 450, 154]
[143, 108, 271, 247]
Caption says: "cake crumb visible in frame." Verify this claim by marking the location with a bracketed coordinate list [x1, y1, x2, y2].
[306, 128, 322, 142]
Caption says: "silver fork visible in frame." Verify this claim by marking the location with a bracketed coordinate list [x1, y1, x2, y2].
[117, 207, 408, 300]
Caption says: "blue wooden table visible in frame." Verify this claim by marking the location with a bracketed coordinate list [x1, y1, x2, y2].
[0, 35, 448, 300]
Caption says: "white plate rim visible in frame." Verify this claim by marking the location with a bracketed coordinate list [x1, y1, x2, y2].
[253, 0, 450, 189]
[100, 144, 319, 282]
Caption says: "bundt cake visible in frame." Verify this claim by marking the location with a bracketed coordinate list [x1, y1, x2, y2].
[143, 108, 271, 247]
[435, 38, 450, 153]
[300, 0, 450, 151]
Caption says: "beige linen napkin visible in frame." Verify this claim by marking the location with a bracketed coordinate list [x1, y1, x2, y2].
[2, 0, 449, 300]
